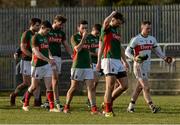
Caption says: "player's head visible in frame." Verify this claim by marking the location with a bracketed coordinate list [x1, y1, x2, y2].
[78, 20, 88, 34]
[141, 21, 152, 36]
[29, 18, 41, 32]
[39, 20, 52, 36]
[91, 24, 101, 36]
[53, 15, 67, 29]
[111, 12, 125, 27]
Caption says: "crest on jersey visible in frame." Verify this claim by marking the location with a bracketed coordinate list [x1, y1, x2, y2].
[44, 38, 48, 43]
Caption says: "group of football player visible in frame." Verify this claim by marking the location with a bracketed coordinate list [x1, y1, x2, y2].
[10, 11, 172, 117]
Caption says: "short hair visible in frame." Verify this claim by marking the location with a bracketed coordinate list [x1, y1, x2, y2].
[78, 20, 88, 26]
[41, 20, 52, 29]
[141, 21, 151, 25]
[29, 18, 41, 26]
[54, 15, 67, 23]
[92, 24, 102, 32]
[113, 12, 125, 24]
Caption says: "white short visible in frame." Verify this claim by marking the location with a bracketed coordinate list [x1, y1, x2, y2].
[101, 58, 125, 75]
[71, 68, 94, 81]
[133, 61, 150, 80]
[92, 63, 97, 72]
[31, 64, 52, 79]
[20, 60, 31, 76]
[53, 56, 62, 74]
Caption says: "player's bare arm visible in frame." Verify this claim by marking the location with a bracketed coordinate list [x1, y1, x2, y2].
[153, 45, 172, 64]
[96, 40, 104, 71]
[62, 40, 73, 56]
[73, 31, 87, 52]
[121, 46, 129, 70]
[20, 32, 32, 57]
[103, 11, 117, 29]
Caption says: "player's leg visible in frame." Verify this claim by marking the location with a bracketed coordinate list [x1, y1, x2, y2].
[104, 75, 116, 117]
[86, 79, 99, 114]
[44, 76, 58, 112]
[33, 82, 42, 107]
[10, 75, 29, 106]
[43, 64, 60, 112]
[51, 57, 63, 111]
[84, 68, 99, 114]
[111, 74, 128, 103]
[127, 81, 142, 112]
[10, 60, 30, 106]
[52, 69, 60, 108]
[22, 77, 40, 111]
[138, 79, 160, 113]
[86, 71, 99, 107]
[63, 79, 78, 113]
[93, 71, 99, 91]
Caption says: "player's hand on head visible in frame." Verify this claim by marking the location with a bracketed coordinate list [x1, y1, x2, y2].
[111, 11, 117, 15]
[164, 56, 173, 64]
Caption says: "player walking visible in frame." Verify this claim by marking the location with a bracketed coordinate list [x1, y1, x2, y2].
[63, 20, 98, 114]
[86, 24, 101, 107]
[125, 21, 172, 113]
[10, 18, 42, 106]
[22, 21, 58, 112]
[96, 11, 129, 117]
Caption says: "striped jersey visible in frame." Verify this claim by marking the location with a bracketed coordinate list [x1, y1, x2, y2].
[128, 34, 158, 62]
[101, 25, 122, 59]
[31, 34, 49, 67]
[20, 30, 34, 61]
[48, 29, 66, 57]
[71, 32, 91, 68]
[87, 34, 99, 64]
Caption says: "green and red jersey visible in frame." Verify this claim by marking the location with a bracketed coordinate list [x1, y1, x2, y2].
[20, 30, 34, 61]
[87, 34, 99, 64]
[71, 32, 91, 68]
[48, 29, 66, 57]
[101, 25, 122, 59]
[31, 34, 49, 67]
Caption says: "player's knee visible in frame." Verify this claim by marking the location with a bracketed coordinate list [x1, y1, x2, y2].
[29, 86, 36, 92]
[70, 84, 77, 91]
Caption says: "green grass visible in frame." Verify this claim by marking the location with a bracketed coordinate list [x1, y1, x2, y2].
[0, 95, 180, 124]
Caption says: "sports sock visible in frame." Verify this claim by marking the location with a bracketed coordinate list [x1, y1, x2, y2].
[47, 91, 54, 109]
[105, 102, 112, 113]
[24, 91, 32, 107]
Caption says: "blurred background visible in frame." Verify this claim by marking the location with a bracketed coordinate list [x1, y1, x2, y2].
[0, 0, 180, 95]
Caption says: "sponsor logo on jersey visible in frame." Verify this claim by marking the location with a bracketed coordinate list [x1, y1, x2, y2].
[112, 33, 121, 41]
[48, 36, 63, 43]
[140, 44, 153, 50]
[90, 43, 99, 48]
[82, 44, 91, 49]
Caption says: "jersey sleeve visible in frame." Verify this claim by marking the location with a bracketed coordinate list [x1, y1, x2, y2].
[128, 37, 137, 49]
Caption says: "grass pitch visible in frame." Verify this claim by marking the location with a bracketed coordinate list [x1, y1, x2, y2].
[0, 95, 180, 124]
